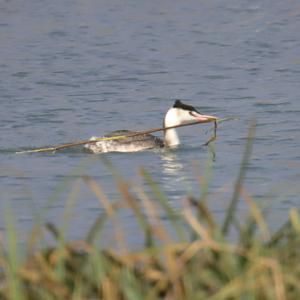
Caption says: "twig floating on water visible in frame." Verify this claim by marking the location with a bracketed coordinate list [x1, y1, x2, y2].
[203, 120, 218, 146]
[15, 117, 238, 154]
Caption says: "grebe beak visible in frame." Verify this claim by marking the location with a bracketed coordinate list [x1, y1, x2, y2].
[190, 111, 218, 123]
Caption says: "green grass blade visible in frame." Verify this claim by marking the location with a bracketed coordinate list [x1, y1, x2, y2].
[140, 168, 186, 242]
[4, 204, 24, 300]
[222, 121, 256, 235]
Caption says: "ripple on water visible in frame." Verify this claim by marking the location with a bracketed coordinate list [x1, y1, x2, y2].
[35, 81, 81, 88]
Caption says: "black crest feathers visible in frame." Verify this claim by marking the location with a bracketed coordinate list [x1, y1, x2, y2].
[173, 100, 200, 113]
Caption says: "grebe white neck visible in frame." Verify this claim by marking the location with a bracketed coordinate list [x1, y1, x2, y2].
[163, 108, 180, 147]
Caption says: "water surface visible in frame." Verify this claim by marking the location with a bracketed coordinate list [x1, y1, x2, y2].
[0, 0, 299, 247]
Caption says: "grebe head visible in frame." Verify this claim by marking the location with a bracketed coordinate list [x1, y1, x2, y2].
[163, 100, 217, 147]
[164, 100, 216, 127]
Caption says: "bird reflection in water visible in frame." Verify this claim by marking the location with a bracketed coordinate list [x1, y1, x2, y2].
[159, 150, 189, 201]
[160, 144, 216, 183]
[161, 150, 183, 173]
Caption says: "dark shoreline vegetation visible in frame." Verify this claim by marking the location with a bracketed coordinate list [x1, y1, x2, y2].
[1, 125, 299, 299]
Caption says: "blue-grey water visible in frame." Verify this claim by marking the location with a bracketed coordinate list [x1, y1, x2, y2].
[0, 0, 299, 248]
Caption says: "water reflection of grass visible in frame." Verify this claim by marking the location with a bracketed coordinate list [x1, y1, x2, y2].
[1, 125, 300, 299]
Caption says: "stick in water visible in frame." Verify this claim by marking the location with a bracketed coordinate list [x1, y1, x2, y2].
[203, 120, 218, 146]
[16, 117, 237, 154]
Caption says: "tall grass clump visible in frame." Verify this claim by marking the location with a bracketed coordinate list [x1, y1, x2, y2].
[1, 125, 300, 299]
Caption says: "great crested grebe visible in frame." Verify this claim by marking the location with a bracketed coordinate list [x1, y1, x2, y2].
[85, 100, 216, 153]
